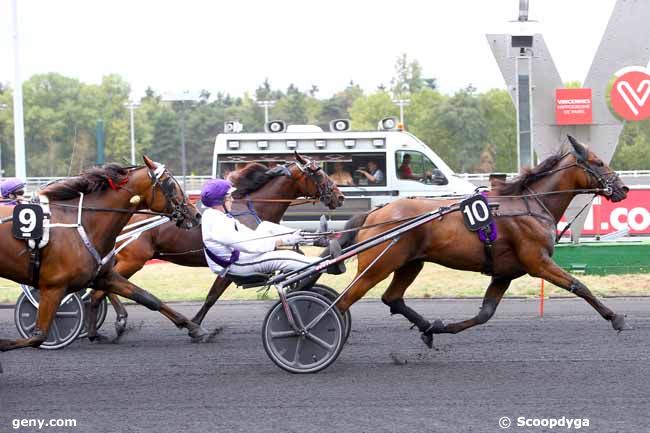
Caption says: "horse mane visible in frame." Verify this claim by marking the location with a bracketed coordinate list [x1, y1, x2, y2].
[42, 163, 135, 201]
[492, 151, 566, 196]
[229, 163, 286, 198]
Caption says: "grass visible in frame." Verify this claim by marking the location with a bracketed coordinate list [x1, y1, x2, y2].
[1, 246, 649, 303]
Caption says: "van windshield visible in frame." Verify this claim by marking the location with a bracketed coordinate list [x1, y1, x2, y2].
[217, 153, 387, 187]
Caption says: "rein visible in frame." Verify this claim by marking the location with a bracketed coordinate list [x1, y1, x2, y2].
[48, 202, 175, 218]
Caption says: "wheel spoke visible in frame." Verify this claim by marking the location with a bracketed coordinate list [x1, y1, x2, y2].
[55, 311, 79, 318]
[289, 303, 305, 329]
[23, 322, 36, 332]
[270, 330, 298, 339]
[50, 322, 62, 343]
[306, 332, 334, 351]
[292, 336, 303, 365]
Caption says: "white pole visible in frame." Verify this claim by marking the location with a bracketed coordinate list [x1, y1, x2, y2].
[12, 0, 26, 179]
[129, 105, 136, 165]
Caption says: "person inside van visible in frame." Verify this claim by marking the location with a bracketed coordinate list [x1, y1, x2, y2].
[330, 162, 354, 186]
[356, 160, 384, 185]
[398, 154, 415, 180]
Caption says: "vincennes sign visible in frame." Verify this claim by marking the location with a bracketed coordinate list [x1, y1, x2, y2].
[555, 88, 592, 125]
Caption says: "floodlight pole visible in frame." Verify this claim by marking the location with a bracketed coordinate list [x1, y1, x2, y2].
[124, 102, 139, 165]
[180, 101, 187, 188]
[392, 99, 410, 125]
[257, 100, 276, 124]
[0, 103, 6, 178]
[11, 0, 26, 179]
[163, 91, 196, 190]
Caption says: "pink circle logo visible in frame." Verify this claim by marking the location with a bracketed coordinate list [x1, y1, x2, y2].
[611, 67, 650, 121]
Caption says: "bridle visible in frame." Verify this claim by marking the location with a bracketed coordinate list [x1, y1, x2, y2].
[525, 150, 620, 197]
[291, 157, 338, 206]
[146, 164, 196, 226]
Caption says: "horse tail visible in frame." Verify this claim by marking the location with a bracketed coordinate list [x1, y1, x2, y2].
[320, 212, 368, 258]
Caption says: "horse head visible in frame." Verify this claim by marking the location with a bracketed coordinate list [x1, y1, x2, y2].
[140, 156, 201, 228]
[567, 135, 629, 202]
[289, 152, 345, 209]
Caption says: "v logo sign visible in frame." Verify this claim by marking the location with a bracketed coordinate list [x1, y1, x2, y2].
[611, 68, 650, 121]
[616, 79, 650, 116]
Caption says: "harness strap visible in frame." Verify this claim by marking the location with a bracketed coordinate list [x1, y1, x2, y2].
[204, 247, 240, 270]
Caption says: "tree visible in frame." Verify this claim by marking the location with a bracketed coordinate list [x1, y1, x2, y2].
[390, 53, 424, 96]
[479, 89, 517, 172]
[433, 86, 488, 172]
[349, 91, 398, 130]
[318, 81, 363, 127]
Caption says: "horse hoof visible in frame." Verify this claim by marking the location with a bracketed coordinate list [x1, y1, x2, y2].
[88, 333, 109, 343]
[612, 314, 632, 332]
[420, 332, 433, 349]
[115, 318, 128, 337]
[188, 324, 209, 341]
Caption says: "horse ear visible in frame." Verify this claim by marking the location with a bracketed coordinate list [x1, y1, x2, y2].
[294, 151, 308, 165]
[142, 155, 157, 170]
[567, 135, 588, 161]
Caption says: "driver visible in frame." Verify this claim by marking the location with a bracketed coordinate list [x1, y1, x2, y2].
[1, 178, 26, 205]
[201, 178, 322, 277]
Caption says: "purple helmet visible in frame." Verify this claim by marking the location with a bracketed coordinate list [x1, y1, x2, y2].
[1, 178, 26, 199]
[201, 179, 236, 207]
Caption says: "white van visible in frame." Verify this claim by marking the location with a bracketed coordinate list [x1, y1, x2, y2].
[211, 120, 476, 230]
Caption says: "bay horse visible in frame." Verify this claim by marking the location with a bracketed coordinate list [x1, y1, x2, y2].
[332, 136, 630, 347]
[86, 152, 344, 339]
[0, 157, 203, 355]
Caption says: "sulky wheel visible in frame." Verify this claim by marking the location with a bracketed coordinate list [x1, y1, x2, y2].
[262, 291, 345, 374]
[79, 289, 108, 338]
[14, 285, 85, 350]
[309, 284, 352, 344]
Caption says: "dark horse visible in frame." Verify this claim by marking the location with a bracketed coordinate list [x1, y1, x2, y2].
[333, 137, 630, 346]
[86, 153, 344, 339]
[0, 157, 203, 354]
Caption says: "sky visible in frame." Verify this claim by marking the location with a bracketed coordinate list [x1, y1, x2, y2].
[0, 0, 620, 100]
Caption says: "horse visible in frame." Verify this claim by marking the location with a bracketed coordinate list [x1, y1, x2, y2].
[0, 157, 203, 355]
[86, 152, 344, 339]
[331, 136, 630, 347]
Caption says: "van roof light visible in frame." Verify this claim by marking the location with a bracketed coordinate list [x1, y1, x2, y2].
[315, 139, 327, 149]
[286, 140, 297, 149]
[344, 139, 355, 148]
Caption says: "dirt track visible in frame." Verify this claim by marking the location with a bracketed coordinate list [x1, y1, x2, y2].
[1, 298, 649, 433]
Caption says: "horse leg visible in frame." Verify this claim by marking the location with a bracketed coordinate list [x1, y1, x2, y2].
[86, 289, 128, 341]
[86, 289, 105, 341]
[430, 276, 512, 334]
[380, 261, 437, 344]
[190, 277, 232, 325]
[529, 256, 629, 331]
[94, 271, 209, 340]
[107, 293, 128, 335]
[0, 286, 66, 352]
